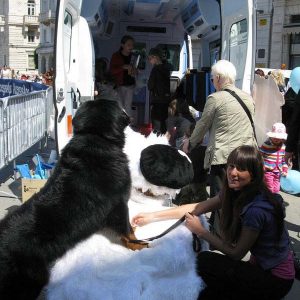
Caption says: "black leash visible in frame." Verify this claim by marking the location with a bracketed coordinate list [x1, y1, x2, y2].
[129, 213, 202, 253]
[129, 215, 186, 244]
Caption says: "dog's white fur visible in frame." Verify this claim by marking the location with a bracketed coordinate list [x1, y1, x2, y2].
[124, 127, 181, 199]
[46, 128, 208, 299]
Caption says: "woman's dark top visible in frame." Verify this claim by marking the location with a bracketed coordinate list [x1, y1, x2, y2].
[148, 63, 170, 104]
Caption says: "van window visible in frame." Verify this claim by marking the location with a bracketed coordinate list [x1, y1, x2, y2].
[63, 11, 72, 72]
[209, 39, 220, 65]
[229, 19, 248, 82]
[156, 44, 181, 71]
[132, 42, 147, 70]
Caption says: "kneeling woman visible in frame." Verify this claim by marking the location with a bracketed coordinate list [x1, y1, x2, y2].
[132, 145, 295, 299]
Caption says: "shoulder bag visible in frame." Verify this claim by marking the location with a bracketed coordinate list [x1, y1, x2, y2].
[224, 89, 257, 142]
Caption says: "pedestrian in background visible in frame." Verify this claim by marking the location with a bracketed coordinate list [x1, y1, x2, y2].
[260, 123, 288, 193]
[285, 91, 300, 170]
[0, 65, 11, 79]
[110, 35, 137, 118]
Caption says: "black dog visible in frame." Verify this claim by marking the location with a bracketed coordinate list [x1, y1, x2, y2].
[0, 100, 132, 300]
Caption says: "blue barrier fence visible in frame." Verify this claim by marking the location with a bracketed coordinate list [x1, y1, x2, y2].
[0, 87, 53, 171]
[0, 79, 48, 99]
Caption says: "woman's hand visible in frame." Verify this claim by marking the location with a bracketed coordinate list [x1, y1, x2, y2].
[131, 212, 154, 227]
[184, 213, 208, 237]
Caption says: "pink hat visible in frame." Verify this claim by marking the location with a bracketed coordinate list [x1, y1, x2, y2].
[267, 123, 287, 140]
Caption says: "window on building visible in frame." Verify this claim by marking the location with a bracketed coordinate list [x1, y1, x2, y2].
[41, 56, 46, 73]
[42, 0, 48, 11]
[28, 31, 35, 43]
[51, 28, 54, 43]
[51, 0, 56, 11]
[291, 15, 300, 24]
[28, 0, 35, 16]
[43, 29, 47, 43]
[291, 33, 300, 44]
[257, 49, 265, 59]
[290, 55, 300, 69]
[28, 53, 35, 70]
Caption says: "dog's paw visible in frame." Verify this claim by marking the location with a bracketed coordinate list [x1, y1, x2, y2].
[121, 234, 149, 251]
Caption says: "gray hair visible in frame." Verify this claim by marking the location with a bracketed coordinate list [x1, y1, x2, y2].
[211, 60, 236, 84]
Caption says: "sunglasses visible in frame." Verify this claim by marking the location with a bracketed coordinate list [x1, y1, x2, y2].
[210, 75, 219, 83]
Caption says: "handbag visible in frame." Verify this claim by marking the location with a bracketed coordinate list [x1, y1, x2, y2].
[224, 89, 257, 142]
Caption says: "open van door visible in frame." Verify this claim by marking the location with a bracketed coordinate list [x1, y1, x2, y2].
[54, 0, 94, 153]
[220, 0, 256, 94]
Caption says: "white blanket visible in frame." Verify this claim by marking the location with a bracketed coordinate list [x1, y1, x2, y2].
[46, 199, 208, 300]
[46, 128, 208, 299]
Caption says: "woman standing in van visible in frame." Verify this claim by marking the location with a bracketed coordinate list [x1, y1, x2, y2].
[110, 35, 137, 117]
[148, 47, 171, 134]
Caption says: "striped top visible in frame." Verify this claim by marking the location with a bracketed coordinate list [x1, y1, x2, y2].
[259, 139, 288, 173]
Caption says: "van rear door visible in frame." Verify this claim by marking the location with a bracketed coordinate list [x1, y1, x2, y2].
[54, 0, 94, 152]
[220, 0, 255, 93]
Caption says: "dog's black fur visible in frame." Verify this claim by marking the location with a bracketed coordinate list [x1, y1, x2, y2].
[0, 100, 131, 300]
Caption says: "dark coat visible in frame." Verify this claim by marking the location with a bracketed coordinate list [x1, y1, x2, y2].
[285, 91, 300, 154]
[148, 63, 171, 104]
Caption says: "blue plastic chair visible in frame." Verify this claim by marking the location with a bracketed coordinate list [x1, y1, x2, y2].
[15, 164, 32, 179]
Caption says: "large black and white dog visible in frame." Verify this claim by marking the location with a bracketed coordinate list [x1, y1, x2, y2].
[0, 100, 132, 299]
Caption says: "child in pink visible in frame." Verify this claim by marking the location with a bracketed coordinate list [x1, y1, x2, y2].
[259, 123, 288, 193]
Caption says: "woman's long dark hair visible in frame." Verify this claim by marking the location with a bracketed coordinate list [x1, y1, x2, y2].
[220, 145, 284, 243]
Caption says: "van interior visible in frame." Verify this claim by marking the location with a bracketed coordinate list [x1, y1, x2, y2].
[78, 0, 221, 124]
[56, 0, 254, 151]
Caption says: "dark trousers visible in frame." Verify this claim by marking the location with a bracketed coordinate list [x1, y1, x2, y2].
[209, 164, 226, 198]
[209, 164, 226, 235]
[151, 103, 169, 134]
[197, 252, 294, 300]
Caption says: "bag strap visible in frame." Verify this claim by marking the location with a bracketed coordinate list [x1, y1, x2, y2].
[224, 89, 257, 142]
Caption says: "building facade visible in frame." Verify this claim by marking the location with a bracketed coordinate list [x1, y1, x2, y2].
[0, 0, 40, 73]
[256, 0, 300, 69]
[36, 0, 56, 73]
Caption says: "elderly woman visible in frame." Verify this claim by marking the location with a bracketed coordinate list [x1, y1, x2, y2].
[183, 60, 257, 198]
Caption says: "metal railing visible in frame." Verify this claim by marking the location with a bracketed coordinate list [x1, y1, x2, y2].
[0, 100, 4, 169]
[23, 15, 39, 26]
[0, 87, 53, 170]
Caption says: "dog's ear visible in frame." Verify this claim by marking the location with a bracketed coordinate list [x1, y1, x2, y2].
[140, 144, 194, 189]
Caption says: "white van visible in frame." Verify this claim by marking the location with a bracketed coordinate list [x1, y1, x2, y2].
[54, 0, 256, 152]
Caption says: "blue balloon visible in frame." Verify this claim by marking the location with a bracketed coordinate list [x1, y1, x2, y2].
[280, 170, 300, 195]
[290, 67, 300, 94]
